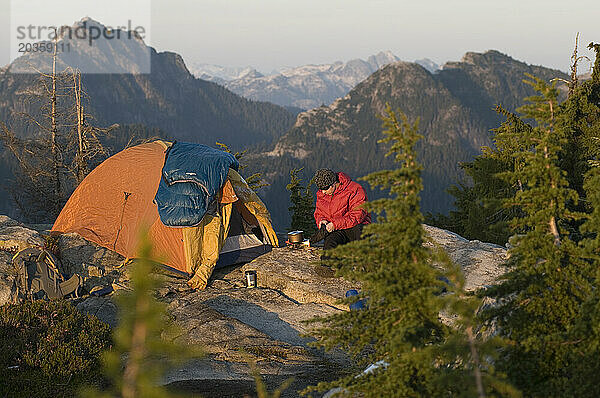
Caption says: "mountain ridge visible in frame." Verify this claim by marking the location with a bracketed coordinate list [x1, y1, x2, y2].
[190, 52, 440, 109]
[0, 18, 296, 147]
[0, 18, 296, 219]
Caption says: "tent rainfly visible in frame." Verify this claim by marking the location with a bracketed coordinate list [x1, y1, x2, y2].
[52, 141, 278, 289]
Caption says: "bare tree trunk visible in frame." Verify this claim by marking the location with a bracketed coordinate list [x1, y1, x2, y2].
[121, 292, 149, 398]
[73, 69, 87, 183]
[545, 101, 561, 246]
[2, 29, 111, 220]
[50, 31, 61, 210]
[569, 33, 579, 98]
[466, 326, 486, 398]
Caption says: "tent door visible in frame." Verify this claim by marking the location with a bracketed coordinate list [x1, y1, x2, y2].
[216, 203, 271, 268]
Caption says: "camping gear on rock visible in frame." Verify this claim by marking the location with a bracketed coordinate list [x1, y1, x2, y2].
[51, 141, 278, 290]
[436, 275, 452, 295]
[245, 270, 257, 288]
[288, 231, 304, 243]
[345, 289, 366, 311]
[13, 247, 82, 301]
[286, 231, 315, 250]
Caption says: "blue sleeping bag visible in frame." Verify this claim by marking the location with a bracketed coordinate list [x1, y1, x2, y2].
[154, 142, 239, 227]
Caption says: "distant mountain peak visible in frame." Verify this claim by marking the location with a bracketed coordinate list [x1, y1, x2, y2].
[459, 50, 517, 66]
[237, 68, 264, 79]
[77, 16, 102, 26]
[414, 58, 440, 73]
[198, 51, 403, 109]
[65, 17, 145, 42]
[186, 63, 260, 82]
[366, 51, 401, 69]
[10, 17, 151, 74]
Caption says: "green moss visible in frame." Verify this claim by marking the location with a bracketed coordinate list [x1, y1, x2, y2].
[0, 299, 112, 398]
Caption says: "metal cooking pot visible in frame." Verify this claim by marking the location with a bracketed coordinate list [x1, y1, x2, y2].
[288, 230, 304, 243]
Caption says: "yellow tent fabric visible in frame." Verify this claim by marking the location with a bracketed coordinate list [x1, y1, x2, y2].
[52, 141, 278, 289]
[184, 169, 279, 289]
[227, 169, 278, 246]
[184, 202, 233, 289]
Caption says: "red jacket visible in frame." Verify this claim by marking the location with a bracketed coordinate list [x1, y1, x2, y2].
[314, 172, 371, 230]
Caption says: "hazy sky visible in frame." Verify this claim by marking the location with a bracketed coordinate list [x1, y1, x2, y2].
[1, 0, 598, 73]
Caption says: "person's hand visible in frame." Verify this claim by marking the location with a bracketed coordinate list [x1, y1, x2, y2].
[326, 222, 335, 233]
[319, 220, 328, 228]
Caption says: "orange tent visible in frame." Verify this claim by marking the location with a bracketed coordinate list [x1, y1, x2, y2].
[52, 141, 278, 289]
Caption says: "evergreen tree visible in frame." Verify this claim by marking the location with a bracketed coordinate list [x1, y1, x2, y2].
[428, 106, 531, 245]
[434, 256, 520, 398]
[554, 44, 600, 211]
[436, 42, 600, 396]
[286, 168, 316, 235]
[569, 166, 600, 397]
[565, 42, 600, 397]
[482, 76, 595, 396]
[437, 43, 600, 248]
[307, 105, 515, 397]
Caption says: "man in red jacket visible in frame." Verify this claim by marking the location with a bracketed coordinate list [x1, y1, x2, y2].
[313, 168, 371, 250]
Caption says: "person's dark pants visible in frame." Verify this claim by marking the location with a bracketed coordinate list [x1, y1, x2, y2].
[315, 224, 364, 276]
[323, 224, 364, 250]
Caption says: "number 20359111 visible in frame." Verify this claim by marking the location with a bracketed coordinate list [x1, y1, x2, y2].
[18, 42, 71, 54]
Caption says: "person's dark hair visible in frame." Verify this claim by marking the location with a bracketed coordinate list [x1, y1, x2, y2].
[314, 169, 338, 190]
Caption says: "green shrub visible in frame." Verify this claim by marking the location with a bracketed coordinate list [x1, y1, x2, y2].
[0, 299, 112, 397]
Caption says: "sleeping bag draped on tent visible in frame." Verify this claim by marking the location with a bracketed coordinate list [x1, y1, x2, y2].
[155, 141, 239, 227]
[51, 141, 278, 289]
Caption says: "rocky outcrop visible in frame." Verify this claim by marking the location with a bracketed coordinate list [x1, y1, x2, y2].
[0, 216, 45, 252]
[423, 225, 507, 291]
[162, 284, 345, 397]
[75, 296, 119, 327]
[57, 232, 126, 291]
[0, 215, 509, 397]
[158, 254, 352, 396]
[0, 250, 15, 306]
[240, 247, 357, 310]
